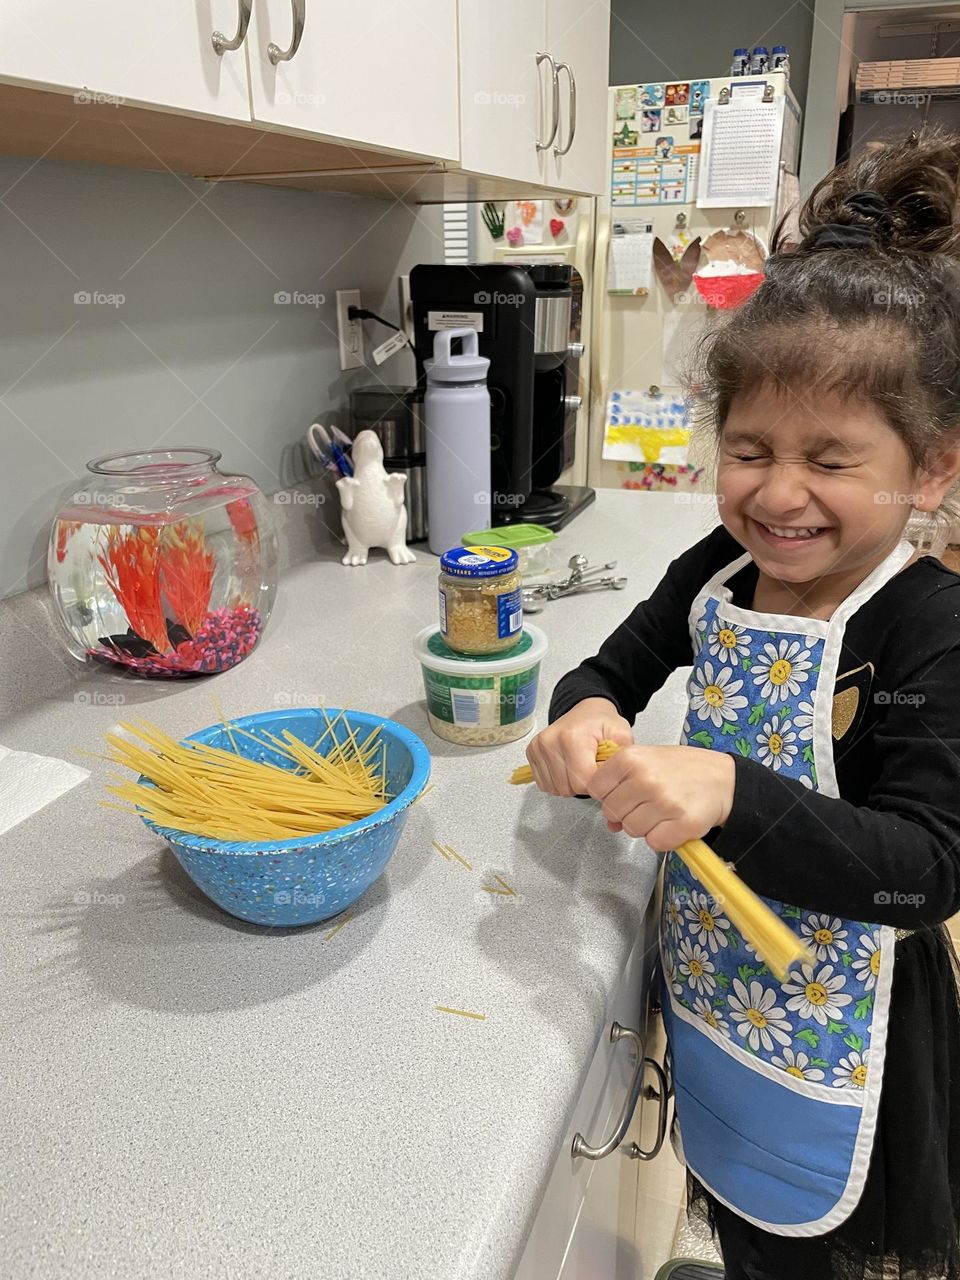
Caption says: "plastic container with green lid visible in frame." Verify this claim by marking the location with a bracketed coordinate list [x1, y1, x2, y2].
[413, 622, 548, 746]
[461, 523, 556, 577]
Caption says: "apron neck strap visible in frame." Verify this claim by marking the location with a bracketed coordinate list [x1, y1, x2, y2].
[829, 538, 915, 629]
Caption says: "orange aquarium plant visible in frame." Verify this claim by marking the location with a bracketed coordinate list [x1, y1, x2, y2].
[160, 520, 215, 635]
[97, 520, 215, 656]
[98, 526, 170, 654]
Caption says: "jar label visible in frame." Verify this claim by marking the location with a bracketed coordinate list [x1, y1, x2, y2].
[438, 587, 447, 634]
[422, 666, 540, 726]
[497, 589, 523, 639]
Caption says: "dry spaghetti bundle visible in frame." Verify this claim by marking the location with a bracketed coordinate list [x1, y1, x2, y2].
[102, 710, 389, 842]
[511, 740, 812, 980]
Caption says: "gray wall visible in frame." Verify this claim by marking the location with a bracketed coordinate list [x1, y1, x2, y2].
[610, 0, 814, 110]
[0, 158, 443, 600]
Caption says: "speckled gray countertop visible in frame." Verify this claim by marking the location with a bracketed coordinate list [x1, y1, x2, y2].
[0, 492, 716, 1279]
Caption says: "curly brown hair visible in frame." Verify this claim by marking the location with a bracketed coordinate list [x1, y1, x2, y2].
[696, 128, 960, 493]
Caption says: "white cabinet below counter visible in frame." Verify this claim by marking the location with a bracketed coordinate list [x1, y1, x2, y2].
[513, 892, 668, 1279]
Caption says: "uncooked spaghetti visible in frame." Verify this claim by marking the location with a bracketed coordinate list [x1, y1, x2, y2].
[102, 710, 390, 842]
[511, 740, 812, 980]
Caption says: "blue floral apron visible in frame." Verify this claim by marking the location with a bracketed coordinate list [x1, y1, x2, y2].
[659, 539, 914, 1236]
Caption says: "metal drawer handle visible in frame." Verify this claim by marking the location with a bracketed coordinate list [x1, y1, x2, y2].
[624, 1055, 668, 1161]
[268, 0, 306, 64]
[535, 52, 560, 152]
[571, 1022, 645, 1161]
[553, 61, 577, 157]
[211, 0, 252, 54]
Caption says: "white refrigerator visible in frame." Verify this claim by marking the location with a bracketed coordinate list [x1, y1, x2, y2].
[471, 69, 802, 500]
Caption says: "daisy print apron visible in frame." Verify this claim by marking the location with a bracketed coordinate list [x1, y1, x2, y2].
[659, 539, 914, 1236]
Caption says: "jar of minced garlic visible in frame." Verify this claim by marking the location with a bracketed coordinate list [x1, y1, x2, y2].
[438, 545, 523, 655]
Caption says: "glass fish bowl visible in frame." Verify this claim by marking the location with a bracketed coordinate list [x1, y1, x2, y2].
[48, 448, 279, 678]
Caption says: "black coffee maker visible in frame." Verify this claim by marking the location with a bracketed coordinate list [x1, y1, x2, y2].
[408, 262, 594, 530]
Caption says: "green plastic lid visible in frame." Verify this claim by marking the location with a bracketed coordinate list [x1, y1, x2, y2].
[461, 522, 556, 549]
[413, 624, 548, 675]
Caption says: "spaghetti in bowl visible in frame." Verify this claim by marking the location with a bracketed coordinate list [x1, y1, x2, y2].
[137, 707, 430, 926]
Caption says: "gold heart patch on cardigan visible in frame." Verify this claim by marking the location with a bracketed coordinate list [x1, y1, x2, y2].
[831, 662, 875, 741]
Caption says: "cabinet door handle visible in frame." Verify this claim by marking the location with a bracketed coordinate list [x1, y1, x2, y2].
[211, 0, 252, 54]
[624, 1055, 669, 1161]
[268, 0, 306, 65]
[535, 52, 560, 152]
[571, 1022, 645, 1161]
[553, 61, 577, 157]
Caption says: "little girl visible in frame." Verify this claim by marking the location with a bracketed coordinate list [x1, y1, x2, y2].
[527, 129, 960, 1280]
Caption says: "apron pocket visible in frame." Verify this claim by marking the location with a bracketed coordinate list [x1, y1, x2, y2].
[664, 996, 865, 1231]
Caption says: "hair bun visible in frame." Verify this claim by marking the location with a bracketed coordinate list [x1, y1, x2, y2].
[797, 127, 960, 257]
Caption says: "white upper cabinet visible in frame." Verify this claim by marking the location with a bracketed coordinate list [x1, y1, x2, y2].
[545, 0, 611, 195]
[458, 0, 611, 195]
[458, 2, 552, 187]
[0, 0, 253, 121]
[0, 1, 608, 195]
[246, 0, 459, 160]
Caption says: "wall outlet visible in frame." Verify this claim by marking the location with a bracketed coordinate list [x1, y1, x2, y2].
[336, 289, 363, 370]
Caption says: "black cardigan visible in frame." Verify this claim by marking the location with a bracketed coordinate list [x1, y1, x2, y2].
[549, 525, 960, 930]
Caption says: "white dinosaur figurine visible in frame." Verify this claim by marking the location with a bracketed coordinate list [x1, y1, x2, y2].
[336, 429, 416, 567]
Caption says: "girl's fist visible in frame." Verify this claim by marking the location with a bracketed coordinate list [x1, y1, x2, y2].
[525, 698, 634, 797]
[587, 744, 735, 849]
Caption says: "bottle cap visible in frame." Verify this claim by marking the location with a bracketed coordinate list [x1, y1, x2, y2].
[440, 545, 519, 578]
[424, 327, 490, 384]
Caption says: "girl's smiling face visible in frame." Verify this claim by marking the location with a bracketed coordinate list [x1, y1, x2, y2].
[717, 385, 959, 594]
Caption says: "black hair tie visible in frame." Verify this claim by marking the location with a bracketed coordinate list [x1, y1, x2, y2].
[806, 189, 893, 251]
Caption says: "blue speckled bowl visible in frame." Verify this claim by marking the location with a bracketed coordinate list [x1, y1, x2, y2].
[140, 708, 431, 927]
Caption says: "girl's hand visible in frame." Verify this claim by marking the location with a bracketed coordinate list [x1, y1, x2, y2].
[525, 698, 634, 797]
[587, 745, 736, 851]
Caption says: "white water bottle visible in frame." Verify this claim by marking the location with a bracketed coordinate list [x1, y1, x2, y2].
[423, 327, 492, 557]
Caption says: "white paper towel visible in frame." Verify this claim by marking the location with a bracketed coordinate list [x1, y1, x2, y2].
[0, 743, 89, 837]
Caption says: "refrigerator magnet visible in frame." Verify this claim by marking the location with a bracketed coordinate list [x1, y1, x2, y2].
[665, 82, 690, 106]
[615, 86, 638, 120]
[689, 80, 710, 117]
[506, 200, 543, 244]
[641, 82, 665, 108]
[641, 109, 662, 133]
[664, 104, 688, 126]
[652, 236, 702, 299]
